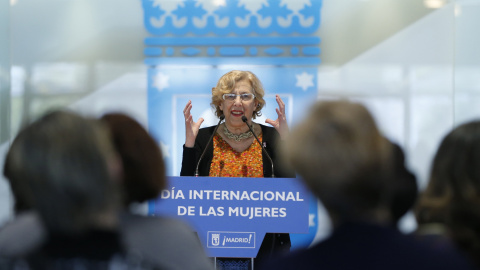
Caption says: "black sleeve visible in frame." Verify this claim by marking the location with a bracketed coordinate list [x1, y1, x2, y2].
[180, 127, 215, 176]
[180, 145, 197, 176]
[272, 139, 296, 178]
[262, 126, 296, 178]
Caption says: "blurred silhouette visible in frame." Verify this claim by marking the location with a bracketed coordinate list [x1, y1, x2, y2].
[1, 110, 155, 269]
[101, 112, 213, 270]
[0, 111, 213, 269]
[415, 120, 480, 268]
[388, 141, 418, 227]
[261, 100, 474, 270]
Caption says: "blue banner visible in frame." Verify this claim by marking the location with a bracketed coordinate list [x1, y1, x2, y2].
[149, 176, 310, 257]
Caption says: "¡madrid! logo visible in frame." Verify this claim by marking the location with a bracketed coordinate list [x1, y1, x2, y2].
[208, 232, 256, 248]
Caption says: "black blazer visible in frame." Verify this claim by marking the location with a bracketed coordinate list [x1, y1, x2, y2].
[180, 124, 295, 178]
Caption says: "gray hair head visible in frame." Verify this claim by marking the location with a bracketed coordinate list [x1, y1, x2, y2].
[284, 100, 393, 224]
[4, 110, 120, 233]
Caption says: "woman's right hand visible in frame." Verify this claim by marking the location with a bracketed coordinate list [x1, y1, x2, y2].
[184, 100, 204, 148]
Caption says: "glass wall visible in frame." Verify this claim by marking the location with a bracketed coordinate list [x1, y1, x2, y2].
[0, 0, 10, 144]
[318, 0, 448, 189]
[1, 0, 148, 224]
[454, 1, 480, 124]
[0, 0, 11, 224]
[8, 0, 147, 132]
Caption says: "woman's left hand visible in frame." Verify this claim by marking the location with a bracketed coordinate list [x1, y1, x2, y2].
[266, 95, 289, 140]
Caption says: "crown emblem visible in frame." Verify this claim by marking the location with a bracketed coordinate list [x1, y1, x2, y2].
[142, 0, 322, 36]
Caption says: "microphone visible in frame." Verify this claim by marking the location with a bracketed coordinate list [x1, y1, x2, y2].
[242, 116, 275, 178]
[195, 115, 225, 177]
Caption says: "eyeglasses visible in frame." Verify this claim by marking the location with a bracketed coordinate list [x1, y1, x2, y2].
[222, 93, 255, 102]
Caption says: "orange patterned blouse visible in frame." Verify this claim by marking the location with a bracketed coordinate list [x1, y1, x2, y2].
[209, 133, 264, 178]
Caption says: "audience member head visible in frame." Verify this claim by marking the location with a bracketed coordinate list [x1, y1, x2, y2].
[3, 110, 121, 234]
[284, 100, 393, 226]
[100, 113, 166, 206]
[3, 155, 33, 214]
[389, 142, 418, 226]
[415, 120, 480, 265]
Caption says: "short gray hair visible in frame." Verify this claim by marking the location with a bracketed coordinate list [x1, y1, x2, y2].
[4, 110, 119, 233]
[284, 100, 393, 221]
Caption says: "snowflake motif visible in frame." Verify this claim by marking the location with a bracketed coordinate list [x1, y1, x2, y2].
[295, 72, 314, 91]
[159, 141, 170, 158]
[153, 72, 169, 92]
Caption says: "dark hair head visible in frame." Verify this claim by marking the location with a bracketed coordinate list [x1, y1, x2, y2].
[416, 120, 480, 224]
[389, 142, 418, 225]
[100, 113, 166, 205]
[415, 120, 480, 265]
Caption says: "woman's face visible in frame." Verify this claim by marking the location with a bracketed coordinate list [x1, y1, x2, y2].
[219, 79, 258, 129]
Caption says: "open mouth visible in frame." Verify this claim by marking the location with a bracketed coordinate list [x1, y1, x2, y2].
[231, 110, 244, 116]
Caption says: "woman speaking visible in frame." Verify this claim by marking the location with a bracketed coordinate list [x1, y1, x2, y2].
[180, 70, 294, 269]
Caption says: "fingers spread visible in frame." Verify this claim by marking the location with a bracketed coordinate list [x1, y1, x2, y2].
[265, 119, 276, 127]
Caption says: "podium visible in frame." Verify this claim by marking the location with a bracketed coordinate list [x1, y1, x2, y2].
[149, 176, 310, 260]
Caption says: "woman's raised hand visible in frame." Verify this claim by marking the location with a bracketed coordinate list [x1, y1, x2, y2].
[184, 100, 204, 147]
[266, 95, 289, 140]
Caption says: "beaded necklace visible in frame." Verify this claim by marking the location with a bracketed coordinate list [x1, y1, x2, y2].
[223, 124, 255, 142]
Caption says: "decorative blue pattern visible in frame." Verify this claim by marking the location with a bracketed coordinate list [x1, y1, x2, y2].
[303, 46, 321, 56]
[264, 47, 284, 56]
[144, 36, 320, 46]
[144, 47, 162, 56]
[219, 47, 246, 56]
[142, 0, 321, 36]
[181, 47, 201, 56]
[300, 1, 319, 19]
[215, 0, 250, 21]
[258, 2, 292, 20]
[172, 0, 207, 20]
[291, 47, 299, 56]
[207, 47, 216, 56]
[144, 57, 320, 66]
